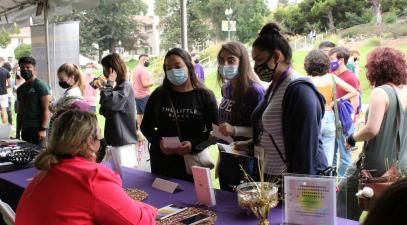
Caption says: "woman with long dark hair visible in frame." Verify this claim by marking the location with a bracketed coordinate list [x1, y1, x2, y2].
[250, 23, 327, 176]
[141, 48, 218, 181]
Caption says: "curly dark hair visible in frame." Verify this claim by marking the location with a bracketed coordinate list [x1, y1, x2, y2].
[304, 50, 330, 77]
[366, 47, 407, 87]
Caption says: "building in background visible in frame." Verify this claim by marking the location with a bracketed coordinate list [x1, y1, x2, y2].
[132, 15, 160, 57]
[0, 27, 31, 65]
[266, 0, 304, 10]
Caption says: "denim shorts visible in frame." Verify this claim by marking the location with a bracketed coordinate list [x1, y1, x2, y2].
[135, 96, 149, 115]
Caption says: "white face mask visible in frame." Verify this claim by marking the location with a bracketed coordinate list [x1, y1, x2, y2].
[219, 65, 239, 80]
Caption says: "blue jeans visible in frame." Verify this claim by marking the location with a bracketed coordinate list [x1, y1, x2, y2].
[335, 125, 354, 177]
[320, 110, 336, 166]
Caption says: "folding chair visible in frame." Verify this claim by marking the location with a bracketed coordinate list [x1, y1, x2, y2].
[0, 198, 15, 225]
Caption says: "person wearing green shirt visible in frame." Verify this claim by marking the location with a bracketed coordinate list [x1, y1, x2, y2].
[17, 56, 51, 146]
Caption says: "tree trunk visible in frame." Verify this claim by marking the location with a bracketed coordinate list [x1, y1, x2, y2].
[109, 39, 116, 53]
[327, 9, 336, 32]
[98, 42, 103, 63]
[371, 0, 382, 25]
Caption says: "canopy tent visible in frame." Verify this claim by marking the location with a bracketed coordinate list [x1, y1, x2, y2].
[0, 0, 105, 30]
[0, 0, 119, 96]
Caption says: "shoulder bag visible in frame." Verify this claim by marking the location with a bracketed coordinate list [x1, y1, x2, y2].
[331, 75, 343, 138]
[168, 96, 214, 175]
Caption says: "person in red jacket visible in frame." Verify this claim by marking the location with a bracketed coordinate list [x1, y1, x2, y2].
[15, 110, 157, 225]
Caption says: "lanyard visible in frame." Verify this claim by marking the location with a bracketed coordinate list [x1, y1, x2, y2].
[258, 66, 292, 166]
[266, 66, 291, 104]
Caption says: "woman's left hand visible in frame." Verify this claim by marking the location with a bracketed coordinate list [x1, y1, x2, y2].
[176, 141, 192, 155]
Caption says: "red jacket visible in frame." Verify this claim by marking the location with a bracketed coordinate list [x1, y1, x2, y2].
[15, 157, 157, 225]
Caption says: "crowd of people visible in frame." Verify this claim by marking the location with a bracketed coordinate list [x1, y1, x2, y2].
[0, 21, 405, 224]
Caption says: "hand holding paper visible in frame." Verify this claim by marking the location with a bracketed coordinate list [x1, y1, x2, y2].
[212, 124, 233, 144]
[175, 141, 192, 155]
[160, 137, 182, 155]
[162, 137, 182, 148]
[218, 122, 235, 137]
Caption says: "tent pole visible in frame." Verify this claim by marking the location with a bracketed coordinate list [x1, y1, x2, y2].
[44, 0, 51, 84]
[180, 0, 187, 51]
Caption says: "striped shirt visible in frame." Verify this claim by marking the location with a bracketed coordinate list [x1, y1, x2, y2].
[259, 73, 301, 175]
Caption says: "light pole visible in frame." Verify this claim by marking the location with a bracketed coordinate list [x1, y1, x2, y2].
[224, 8, 233, 40]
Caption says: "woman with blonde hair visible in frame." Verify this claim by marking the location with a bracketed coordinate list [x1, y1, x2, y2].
[97, 53, 139, 177]
[49, 63, 90, 134]
[15, 110, 157, 225]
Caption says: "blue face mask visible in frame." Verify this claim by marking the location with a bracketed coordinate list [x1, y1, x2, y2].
[219, 65, 239, 80]
[166, 68, 188, 86]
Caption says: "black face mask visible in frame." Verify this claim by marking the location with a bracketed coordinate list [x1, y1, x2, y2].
[58, 81, 71, 89]
[254, 55, 278, 82]
[20, 70, 33, 80]
[144, 61, 150, 67]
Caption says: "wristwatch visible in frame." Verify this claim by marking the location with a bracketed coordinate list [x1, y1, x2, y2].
[38, 127, 47, 131]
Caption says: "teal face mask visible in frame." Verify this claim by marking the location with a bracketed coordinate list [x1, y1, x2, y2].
[166, 68, 188, 86]
[219, 65, 239, 80]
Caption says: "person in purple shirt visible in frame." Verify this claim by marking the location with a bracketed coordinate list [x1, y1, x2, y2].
[192, 53, 205, 82]
[216, 41, 265, 191]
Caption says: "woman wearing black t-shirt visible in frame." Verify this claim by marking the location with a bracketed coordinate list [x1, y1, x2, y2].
[141, 48, 218, 181]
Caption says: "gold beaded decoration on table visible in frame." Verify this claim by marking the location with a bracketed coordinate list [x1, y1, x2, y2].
[123, 188, 149, 201]
[157, 207, 217, 225]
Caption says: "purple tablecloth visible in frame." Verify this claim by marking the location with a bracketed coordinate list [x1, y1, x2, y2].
[0, 167, 359, 225]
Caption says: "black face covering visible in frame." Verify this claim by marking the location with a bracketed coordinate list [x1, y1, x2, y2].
[144, 61, 150, 67]
[58, 81, 71, 89]
[254, 55, 279, 82]
[20, 70, 33, 80]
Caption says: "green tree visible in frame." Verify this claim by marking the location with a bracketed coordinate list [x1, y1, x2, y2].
[234, 0, 269, 43]
[310, 0, 337, 32]
[273, 0, 371, 35]
[0, 29, 11, 49]
[0, 25, 19, 48]
[14, 44, 32, 59]
[54, 0, 147, 60]
[155, 0, 211, 51]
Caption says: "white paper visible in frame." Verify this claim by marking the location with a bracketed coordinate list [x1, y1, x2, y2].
[284, 175, 337, 225]
[212, 124, 233, 144]
[162, 137, 182, 148]
[217, 143, 248, 156]
[0, 139, 25, 144]
[152, 178, 182, 193]
[0, 124, 11, 139]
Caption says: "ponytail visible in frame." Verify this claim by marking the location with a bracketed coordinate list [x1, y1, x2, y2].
[34, 150, 60, 171]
